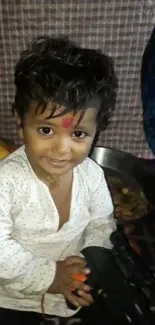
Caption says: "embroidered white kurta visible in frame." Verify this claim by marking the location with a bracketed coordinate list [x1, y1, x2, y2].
[0, 146, 115, 317]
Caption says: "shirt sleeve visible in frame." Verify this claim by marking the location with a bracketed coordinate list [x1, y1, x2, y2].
[0, 162, 56, 298]
[81, 160, 116, 250]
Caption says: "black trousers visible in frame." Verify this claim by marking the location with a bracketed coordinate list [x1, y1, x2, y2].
[0, 303, 109, 325]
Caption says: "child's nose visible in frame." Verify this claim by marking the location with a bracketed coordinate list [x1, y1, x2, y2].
[52, 137, 71, 155]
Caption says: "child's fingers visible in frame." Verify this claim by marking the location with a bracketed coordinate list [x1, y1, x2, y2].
[65, 290, 81, 308]
[65, 255, 86, 266]
[76, 291, 94, 307]
[68, 265, 91, 277]
[66, 290, 93, 308]
[69, 279, 91, 292]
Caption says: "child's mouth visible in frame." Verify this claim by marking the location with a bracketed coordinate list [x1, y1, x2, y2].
[46, 157, 68, 167]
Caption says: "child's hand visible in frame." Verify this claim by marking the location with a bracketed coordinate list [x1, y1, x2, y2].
[47, 256, 94, 307]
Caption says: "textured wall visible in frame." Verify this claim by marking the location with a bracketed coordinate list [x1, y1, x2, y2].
[0, 1, 155, 157]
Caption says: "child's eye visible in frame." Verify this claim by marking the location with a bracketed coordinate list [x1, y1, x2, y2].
[72, 131, 87, 139]
[38, 127, 54, 135]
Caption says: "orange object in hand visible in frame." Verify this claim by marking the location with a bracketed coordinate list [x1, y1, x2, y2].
[69, 273, 87, 292]
[72, 273, 87, 282]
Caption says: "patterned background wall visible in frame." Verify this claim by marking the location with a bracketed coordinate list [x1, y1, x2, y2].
[0, 1, 155, 157]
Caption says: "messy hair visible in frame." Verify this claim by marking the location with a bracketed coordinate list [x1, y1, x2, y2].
[13, 36, 117, 131]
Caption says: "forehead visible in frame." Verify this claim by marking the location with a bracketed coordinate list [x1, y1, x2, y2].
[27, 101, 97, 126]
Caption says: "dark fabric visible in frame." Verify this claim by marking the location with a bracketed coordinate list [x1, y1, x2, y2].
[0, 303, 133, 325]
[0, 304, 114, 325]
[0, 307, 42, 325]
[141, 26, 155, 155]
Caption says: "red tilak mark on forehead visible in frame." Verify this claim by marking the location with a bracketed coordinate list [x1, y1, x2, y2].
[61, 117, 74, 129]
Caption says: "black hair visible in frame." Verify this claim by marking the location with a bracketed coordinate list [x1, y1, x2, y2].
[13, 36, 117, 131]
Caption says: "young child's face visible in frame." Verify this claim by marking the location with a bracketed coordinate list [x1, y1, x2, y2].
[18, 101, 97, 178]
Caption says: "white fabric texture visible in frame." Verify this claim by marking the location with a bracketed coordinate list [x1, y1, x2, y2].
[0, 146, 115, 317]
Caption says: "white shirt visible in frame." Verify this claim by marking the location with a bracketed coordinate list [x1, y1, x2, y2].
[0, 146, 115, 317]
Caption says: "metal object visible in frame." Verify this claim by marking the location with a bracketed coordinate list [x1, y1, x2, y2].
[91, 146, 138, 175]
[90, 146, 155, 205]
[90, 146, 142, 188]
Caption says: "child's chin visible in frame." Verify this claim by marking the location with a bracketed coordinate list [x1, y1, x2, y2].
[41, 159, 70, 176]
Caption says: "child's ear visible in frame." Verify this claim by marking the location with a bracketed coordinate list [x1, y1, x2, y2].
[14, 111, 24, 140]
[18, 128, 24, 139]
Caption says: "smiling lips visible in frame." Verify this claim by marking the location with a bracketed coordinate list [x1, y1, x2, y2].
[51, 158, 66, 163]
[46, 157, 69, 166]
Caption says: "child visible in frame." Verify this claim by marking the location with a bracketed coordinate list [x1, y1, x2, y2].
[0, 36, 117, 325]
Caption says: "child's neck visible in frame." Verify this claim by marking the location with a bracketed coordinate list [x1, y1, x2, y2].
[33, 163, 73, 190]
